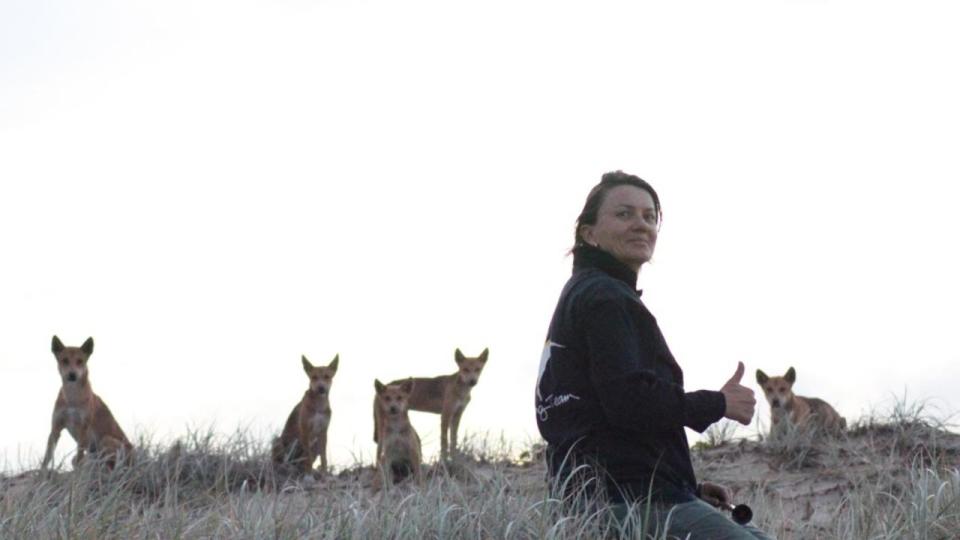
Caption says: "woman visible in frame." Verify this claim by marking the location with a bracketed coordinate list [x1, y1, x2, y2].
[535, 171, 772, 539]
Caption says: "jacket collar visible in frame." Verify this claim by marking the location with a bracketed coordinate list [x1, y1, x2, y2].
[572, 244, 641, 293]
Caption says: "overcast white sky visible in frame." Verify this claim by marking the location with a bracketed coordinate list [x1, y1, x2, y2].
[2, 0, 959, 471]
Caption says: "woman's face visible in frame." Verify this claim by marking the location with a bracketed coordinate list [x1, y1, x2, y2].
[580, 185, 659, 272]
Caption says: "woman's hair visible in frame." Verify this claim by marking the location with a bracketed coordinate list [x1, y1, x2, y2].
[574, 170, 662, 247]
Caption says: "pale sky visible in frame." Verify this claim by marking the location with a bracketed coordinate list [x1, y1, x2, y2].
[2, 0, 959, 471]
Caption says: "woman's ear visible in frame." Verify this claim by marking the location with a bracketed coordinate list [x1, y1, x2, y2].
[579, 224, 595, 246]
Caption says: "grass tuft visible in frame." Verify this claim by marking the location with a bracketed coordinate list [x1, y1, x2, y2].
[2, 398, 959, 538]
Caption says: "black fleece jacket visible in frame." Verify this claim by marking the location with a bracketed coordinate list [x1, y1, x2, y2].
[535, 245, 726, 503]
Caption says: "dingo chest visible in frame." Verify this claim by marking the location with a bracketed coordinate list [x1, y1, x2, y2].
[307, 409, 330, 432]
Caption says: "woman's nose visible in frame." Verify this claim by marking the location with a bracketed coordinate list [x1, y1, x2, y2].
[631, 217, 655, 231]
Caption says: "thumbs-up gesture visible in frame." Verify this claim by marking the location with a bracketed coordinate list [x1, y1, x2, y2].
[720, 362, 755, 425]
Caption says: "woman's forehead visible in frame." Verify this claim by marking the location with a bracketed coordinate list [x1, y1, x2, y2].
[601, 185, 656, 209]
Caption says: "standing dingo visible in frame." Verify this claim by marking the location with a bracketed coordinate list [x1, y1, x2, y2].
[42, 336, 133, 470]
[374, 348, 488, 460]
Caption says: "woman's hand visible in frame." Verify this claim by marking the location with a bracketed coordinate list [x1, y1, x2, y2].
[720, 361, 756, 425]
[698, 481, 732, 507]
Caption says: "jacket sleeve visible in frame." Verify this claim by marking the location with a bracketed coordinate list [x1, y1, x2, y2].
[582, 290, 725, 434]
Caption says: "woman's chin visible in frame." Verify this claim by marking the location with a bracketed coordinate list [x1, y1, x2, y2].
[624, 252, 652, 269]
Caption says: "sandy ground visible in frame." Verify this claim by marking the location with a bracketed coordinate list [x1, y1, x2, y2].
[692, 423, 960, 537]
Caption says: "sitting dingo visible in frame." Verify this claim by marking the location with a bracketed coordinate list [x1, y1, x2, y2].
[273, 354, 339, 476]
[374, 348, 488, 460]
[42, 336, 133, 470]
[373, 378, 422, 490]
[756, 367, 846, 436]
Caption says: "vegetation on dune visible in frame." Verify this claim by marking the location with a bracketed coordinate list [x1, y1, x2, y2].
[693, 396, 960, 538]
[1, 399, 958, 539]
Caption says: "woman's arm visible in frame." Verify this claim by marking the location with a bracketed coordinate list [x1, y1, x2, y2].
[582, 293, 725, 434]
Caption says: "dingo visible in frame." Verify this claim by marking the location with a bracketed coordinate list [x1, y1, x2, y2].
[756, 367, 846, 436]
[273, 354, 339, 476]
[42, 336, 133, 470]
[374, 348, 488, 460]
[373, 378, 422, 490]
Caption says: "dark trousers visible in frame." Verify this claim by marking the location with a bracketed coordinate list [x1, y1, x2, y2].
[608, 499, 775, 540]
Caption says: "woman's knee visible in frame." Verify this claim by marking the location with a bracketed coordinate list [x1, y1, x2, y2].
[662, 499, 773, 540]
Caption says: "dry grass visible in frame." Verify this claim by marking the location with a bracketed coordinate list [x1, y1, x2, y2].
[2, 399, 959, 539]
[693, 397, 960, 539]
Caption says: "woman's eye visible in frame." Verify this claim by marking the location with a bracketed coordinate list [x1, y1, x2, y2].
[616, 210, 631, 218]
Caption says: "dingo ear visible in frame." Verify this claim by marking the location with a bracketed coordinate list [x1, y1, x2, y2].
[785, 367, 796, 384]
[328, 354, 339, 372]
[479, 348, 489, 362]
[455, 348, 465, 365]
[81, 337, 94, 356]
[374, 379, 385, 394]
[302, 355, 314, 373]
[756, 370, 768, 385]
[400, 377, 414, 395]
[52, 336, 65, 354]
